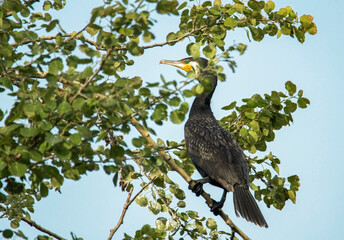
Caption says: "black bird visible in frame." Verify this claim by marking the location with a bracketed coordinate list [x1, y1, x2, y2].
[160, 57, 268, 228]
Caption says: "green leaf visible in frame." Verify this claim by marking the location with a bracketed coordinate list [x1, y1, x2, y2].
[86, 25, 99, 36]
[54, 144, 71, 160]
[307, 23, 317, 35]
[249, 120, 259, 132]
[177, 1, 187, 10]
[170, 110, 185, 124]
[189, 42, 201, 59]
[194, 84, 204, 95]
[40, 182, 49, 197]
[0, 77, 13, 90]
[249, 26, 264, 42]
[110, 145, 125, 160]
[264, 1, 275, 13]
[288, 190, 296, 203]
[248, 0, 263, 10]
[25, 31, 38, 41]
[166, 32, 177, 42]
[132, 138, 143, 147]
[249, 130, 258, 142]
[57, 101, 71, 114]
[285, 81, 296, 95]
[135, 194, 148, 207]
[271, 91, 280, 105]
[2, 229, 13, 238]
[277, 8, 288, 18]
[127, 42, 144, 56]
[297, 97, 310, 108]
[206, 218, 217, 230]
[19, 127, 39, 137]
[250, 183, 259, 191]
[119, 27, 134, 36]
[203, 43, 216, 58]
[48, 58, 63, 75]
[29, 150, 42, 161]
[43, 1, 52, 11]
[23, 103, 41, 117]
[46, 134, 63, 145]
[224, 17, 237, 29]
[148, 201, 161, 215]
[300, 14, 313, 28]
[222, 101, 236, 110]
[240, 127, 247, 136]
[70, 133, 82, 145]
[9, 162, 28, 177]
[209, 7, 220, 16]
[177, 200, 186, 208]
[72, 98, 85, 109]
[168, 96, 181, 107]
[10, 220, 19, 229]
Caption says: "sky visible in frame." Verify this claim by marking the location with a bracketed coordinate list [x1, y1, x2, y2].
[1, 0, 344, 239]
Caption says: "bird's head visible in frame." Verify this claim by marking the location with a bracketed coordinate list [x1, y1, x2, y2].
[160, 57, 208, 74]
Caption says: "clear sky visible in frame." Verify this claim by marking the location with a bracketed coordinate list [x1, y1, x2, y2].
[1, 0, 343, 239]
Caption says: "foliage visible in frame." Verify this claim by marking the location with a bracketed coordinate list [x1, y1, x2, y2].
[0, 0, 315, 239]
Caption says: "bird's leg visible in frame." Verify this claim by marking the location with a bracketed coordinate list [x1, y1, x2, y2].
[188, 176, 210, 197]
[210, 189, 228, 216]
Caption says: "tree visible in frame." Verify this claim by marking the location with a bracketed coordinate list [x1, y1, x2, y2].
[0, 0, 316, 239]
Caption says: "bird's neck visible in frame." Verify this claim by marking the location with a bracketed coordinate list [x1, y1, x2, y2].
[189, 73, 217, 117]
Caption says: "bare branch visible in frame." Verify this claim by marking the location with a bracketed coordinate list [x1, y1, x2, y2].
[21, 217, 67, 240]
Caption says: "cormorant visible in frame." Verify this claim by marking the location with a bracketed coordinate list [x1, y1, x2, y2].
[160, 57, 268, 228]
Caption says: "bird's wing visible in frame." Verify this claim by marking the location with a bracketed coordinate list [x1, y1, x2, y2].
[185, 116, 249, 191]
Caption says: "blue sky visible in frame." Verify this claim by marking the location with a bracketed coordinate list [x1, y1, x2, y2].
[1, 0, 344, 239]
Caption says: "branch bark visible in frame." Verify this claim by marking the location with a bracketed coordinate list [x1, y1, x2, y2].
[130, 116, 251, 240]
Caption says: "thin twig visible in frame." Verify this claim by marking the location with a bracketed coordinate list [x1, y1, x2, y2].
[69, 48, 112, 103]
[107, 178, 155, 240]
[107, 186, 134, 240]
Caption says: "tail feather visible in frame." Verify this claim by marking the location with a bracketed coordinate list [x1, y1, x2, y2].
[233, 186, 268, 228]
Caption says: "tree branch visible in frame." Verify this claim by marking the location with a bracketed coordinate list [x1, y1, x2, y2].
[130, 117, 250, 240]
[21, 217, 67, 240]
[107, 186, 134, 240]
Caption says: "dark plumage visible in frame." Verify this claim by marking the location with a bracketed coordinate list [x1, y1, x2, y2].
[160, 57, 268, 228]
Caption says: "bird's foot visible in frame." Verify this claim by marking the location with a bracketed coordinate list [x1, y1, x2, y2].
[188, 181, 204, 197]
[210, 199, 224, 216]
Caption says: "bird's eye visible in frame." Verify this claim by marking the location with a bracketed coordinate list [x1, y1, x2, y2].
[185, 60, 190, 64]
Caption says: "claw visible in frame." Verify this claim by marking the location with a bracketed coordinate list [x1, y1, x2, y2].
[189, 181, 204, 196]
[210, 199, 224, 216]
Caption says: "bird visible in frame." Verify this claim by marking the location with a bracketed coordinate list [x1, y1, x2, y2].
[160, 57, 268, 228]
